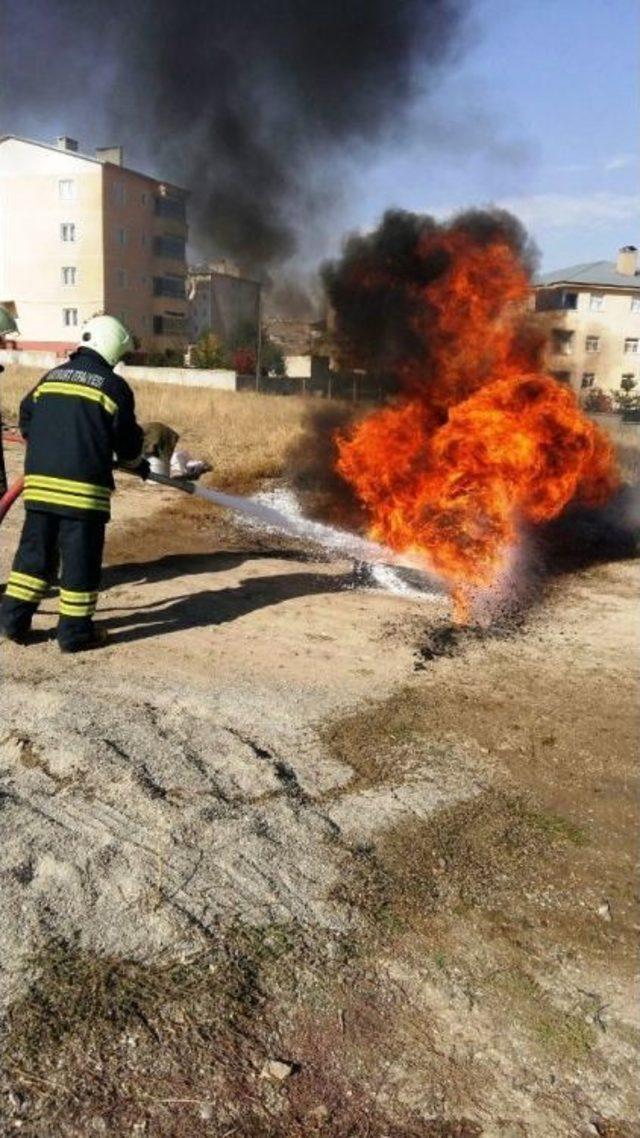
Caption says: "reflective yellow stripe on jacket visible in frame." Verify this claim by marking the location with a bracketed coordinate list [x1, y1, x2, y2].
[24, 474, 112, 514]
[34, 381, 118, 416]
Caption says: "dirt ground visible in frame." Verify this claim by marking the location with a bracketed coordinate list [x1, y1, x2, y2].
[0, 435, 638, 1137]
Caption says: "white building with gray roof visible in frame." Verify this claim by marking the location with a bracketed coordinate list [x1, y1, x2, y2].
[533, 245, 640, 399]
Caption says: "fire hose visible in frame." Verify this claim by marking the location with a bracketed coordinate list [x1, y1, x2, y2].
[0, 457, 290, 527]
[0, 430, 307, 535]
[0, 475, 24, 523]
[0, 466, 197, 527]
[0, 428, 196, 525]
[0, 435, 437, 577]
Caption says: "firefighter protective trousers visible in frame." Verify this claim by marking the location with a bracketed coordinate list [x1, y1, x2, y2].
[2, 511, 106, 650]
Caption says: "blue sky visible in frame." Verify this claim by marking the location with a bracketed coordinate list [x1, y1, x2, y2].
[344, 0, 639, 271]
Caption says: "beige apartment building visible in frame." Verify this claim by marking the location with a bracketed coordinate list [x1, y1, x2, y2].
[0, 134, 188, 357]
[533, 246, 640, 399]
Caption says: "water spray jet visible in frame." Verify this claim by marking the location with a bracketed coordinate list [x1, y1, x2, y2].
[143, 470, 446, 595]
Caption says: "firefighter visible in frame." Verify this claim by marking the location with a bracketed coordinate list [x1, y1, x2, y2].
[0, 305, 20, 497]
[0, 315, 168, 652]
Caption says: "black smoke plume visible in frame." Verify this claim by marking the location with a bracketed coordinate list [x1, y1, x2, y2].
[286, 401, 366, 529]
[286, 206, 540, 525]
[322, 206, 539, 381]
[0, 0, 468, 275]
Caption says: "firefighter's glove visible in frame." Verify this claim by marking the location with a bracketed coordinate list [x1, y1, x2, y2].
[119, 456, 151, 478]
[143, 422, 180, 461]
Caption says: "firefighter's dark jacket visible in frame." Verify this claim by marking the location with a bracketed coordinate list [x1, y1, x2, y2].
[19, 347, 144, 521]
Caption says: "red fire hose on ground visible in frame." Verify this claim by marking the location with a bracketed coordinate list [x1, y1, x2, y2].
[0, 432, 193, 526]
[0, 475, 24, 524]
[0, 431, 26, 524]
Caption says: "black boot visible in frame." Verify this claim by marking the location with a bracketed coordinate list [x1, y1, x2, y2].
[58, 623, 108, 653]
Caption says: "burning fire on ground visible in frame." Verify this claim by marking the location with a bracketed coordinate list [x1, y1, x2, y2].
[324, 210, 619, 616]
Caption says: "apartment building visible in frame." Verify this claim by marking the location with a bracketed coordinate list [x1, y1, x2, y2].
[533, 246, 640, 398]
[187, 261, 261, 346]
[0, 134, 188, 357]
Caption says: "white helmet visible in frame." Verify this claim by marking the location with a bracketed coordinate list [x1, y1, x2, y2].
[79, 314, 133, 366]
[0, 305, 19, 336]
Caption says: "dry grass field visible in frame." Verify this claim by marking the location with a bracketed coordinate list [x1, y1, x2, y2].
[1, 365, 307, 491]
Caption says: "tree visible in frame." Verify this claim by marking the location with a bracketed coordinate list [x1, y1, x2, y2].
[146, 346, 185, 367]
[582, 387, 614, 413]
[229, 321, 286, 378]
[233, 346, 256, 374]
[191, 332, 230, 369]
[613, 375, 639, 413]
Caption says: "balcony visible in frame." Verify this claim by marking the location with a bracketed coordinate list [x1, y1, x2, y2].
[154, 195, 186, 221]
[535, 288, 578, 313]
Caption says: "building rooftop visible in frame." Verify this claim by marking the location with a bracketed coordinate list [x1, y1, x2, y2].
[265, 318, 327, 355]
[189, 261, 261, 286]
[534, 259, 640, 289]
[0, 134, 187, 195]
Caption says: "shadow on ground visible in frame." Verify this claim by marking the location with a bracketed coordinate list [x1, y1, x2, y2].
[100, 552, 353, 645]
[101, 548, 309, 590]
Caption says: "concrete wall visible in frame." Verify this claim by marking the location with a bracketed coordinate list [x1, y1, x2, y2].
[284, 354, 311, 379]
[0, 348, 236, 390]
[116, 364, 237, 391]
[0, 348, 68, 368]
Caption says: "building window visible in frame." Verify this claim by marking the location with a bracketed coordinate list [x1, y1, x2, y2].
[153, 312, 185, 335]
[63, 308, 78, 327]
[631, 296, 640, 313]
[551, 371, 571, 384]
[115, 227, 128, 246]
[58, 179, 76, 200]
[581, 373, 596, 389]
[624, 338, 639, 354]
[589, 292, 605, 312]
[585, 336, 600, 353]
[153, 274, 186, 299]
[112, 183, 126, 206]
[551, 328, 574, 355]
[154, 234, 186, 260]
[117, 268, 128, 289]
[141, 192, 148, 206]
[141, 232, 147, 247]
[621, 373, 636, 386]
[60, 222, 76, 242]
[61, 266, 77, 286]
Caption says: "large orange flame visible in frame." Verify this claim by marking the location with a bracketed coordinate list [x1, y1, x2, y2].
[335, 229, 619, 605]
